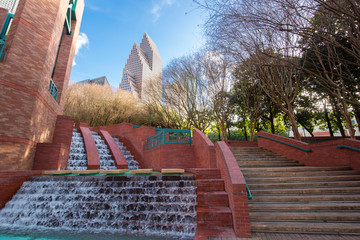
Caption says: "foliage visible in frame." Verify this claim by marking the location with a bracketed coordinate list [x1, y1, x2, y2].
[64, 84, 148, 127]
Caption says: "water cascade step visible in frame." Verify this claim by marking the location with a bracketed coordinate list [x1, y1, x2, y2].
[231, 147, 360, 235]
[91, 131, 116, 170]
[67, 128, 87, 170]
[0, 174, 197, 238]
[112, 136, 140, 170]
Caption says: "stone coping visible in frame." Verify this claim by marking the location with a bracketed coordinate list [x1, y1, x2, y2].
[161, 169, 185, 174]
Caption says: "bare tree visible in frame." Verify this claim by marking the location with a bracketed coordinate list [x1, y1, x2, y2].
[202, 51, 234, 140]
[196, 0, 360, 139]
[232, 64, 265, 141]
[159, 54, 212, 132]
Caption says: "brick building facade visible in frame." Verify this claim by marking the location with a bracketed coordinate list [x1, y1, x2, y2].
[0, 0, 84, 170]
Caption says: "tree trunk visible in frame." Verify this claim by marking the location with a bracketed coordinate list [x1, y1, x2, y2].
[298, 120, 314, 137]
[270, 107, 275, 134]
[220, 120, 228, 141]
[340, 99, 355, 139]
[243, 119, 248, 141]
[324, 103, 334, 137]
[217, 125, 221, 141]
[331, 99, 346, 137]
[286, 104, 301, 141]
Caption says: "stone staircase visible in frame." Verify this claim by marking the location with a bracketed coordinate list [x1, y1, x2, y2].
[231, 147, 360, 235]
[188, 168, 237, 239]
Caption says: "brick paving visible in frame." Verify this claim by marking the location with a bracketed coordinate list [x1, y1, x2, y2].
[212, 232, 360, 240]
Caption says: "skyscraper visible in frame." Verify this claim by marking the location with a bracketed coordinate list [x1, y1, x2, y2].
[119, 33, 162, 102]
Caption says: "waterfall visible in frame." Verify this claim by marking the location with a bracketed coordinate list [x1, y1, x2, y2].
[67, 128, 87, 170]
[0, 175, 197, 239]
[112, 137, 140, 170]
[91, 131, 117, 170]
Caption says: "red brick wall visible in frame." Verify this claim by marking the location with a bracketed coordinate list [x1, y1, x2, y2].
[79, 126, 100, 169]
[143, 144, 196, 171]
[0, 170, 43, 209]
[0, 0, 84, 170]
[257, 132, 360, 170]
[104, 123, 156, 168]
[33, 143, 68, 170]
[193, 129, 216, 168]
[102, 123, 198, 170]
[32, 115, 74, 170]
[99, 129, 128, 169]
[0, 8, 8, 30]
[215, 141, 251, 238]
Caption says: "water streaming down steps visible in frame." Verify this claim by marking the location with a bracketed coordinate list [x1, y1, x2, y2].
[91, 131, 117, 170]
[67, 128, 87, 170]
[112, 136, 140, 170]
[0, 175, 197, 238]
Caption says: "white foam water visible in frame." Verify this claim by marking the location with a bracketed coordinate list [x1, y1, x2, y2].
[0, 175, 197, 239]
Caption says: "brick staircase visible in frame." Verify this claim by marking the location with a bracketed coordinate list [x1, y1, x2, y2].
[231, 147, 360, 235]
[187, 168, 237, 239]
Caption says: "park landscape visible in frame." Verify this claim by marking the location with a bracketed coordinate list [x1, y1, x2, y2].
[0, 0, 360, 239]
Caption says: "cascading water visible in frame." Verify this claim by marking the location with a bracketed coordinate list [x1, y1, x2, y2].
[67, 128, 88, 170]
[0, 174, 197, 239]
[91, 131, 117, 170]
[112, 136, 140, 170]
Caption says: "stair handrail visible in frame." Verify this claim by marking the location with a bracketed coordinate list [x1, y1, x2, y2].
[146, 128, 192, 150]
[257, 135, 312, 152]
[336, 145, 360, 153]
[246, 182, 252, 200]
[146, 130, 164, 150]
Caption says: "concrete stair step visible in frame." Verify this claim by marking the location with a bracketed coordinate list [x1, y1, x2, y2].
[239, 162, 305, 168]
[238, 160, 298, 164]
[234, 154, 285, 157]
[251, 187, 360, 195]
[246, 175, 360, 183]
[251, 221, 360, 234]
[250, 211, 360, 221]
[252, 194, 360, 202]
[230, 147, 262, 151]
[243, 170, 360, 178]
[248, 181, 360, 189]
[197, 207, 233, 227]
[249, 202, 360, 211]
[241, 166, 352, 173]
[196, 179, 225, 192]
[198, 191, 229, 207]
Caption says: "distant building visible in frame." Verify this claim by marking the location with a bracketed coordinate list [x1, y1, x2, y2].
[119, 33, 162, 102]
[77, 76, 110, 86]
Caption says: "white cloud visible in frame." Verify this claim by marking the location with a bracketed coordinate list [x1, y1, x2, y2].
[75, 32, 89, 55]
[151, 5, 161, 22]
[73, 32, 89, 66]
[151, 0, 175, 22]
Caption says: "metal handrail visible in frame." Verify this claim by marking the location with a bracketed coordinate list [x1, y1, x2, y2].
[0, 13, 14, 59]
[336, 145, 360, 153]
[146, 128, 192, 150]
[146, 130, 164, 149]
[257, 135, 312, 152]
[246, 182, 252, 200]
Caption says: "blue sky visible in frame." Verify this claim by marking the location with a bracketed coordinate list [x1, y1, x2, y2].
[70, 0, 206, 88]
